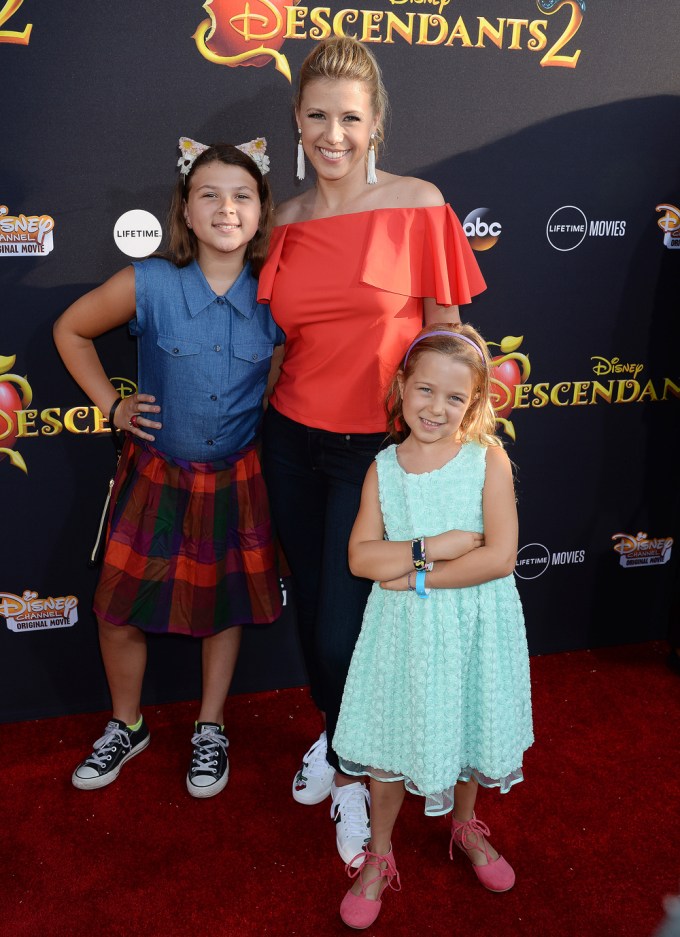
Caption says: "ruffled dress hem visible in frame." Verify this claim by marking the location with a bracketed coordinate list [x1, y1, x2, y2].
[338, 759, 525, 817]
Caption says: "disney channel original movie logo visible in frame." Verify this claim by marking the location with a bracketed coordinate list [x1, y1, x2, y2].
[611, 532, 673, 569]
[656, 204, 680, 250]
[192, 0, 587, 82]
[486, 338, 679, 441]
[0, 356, 137, 474]
[0, 205, 55, 256]
[0, 590, 79, 632]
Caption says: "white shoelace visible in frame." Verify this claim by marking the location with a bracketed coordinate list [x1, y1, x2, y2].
[296, 732, 330, 782]
[85, 721, 131, 769]
[190, 728, 228, 775]
[331, 783, 371, 838]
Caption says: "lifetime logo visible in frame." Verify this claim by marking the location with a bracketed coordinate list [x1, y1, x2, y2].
[114, 209, 163, 258]
[463, 208, 501, 251]
[514, 542, 586, 580]
[546, 206, 626, 252]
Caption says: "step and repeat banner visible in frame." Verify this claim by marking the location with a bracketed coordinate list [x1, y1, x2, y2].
[2, 1, 678, 721]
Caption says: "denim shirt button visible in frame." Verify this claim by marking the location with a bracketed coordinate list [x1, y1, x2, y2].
[214, 345, 221, 352]
[173, 348, 179, 354]
[206, 439, 214, 446]
[216, 297, 225, 305]
[252, 353, 258, 360]
[210, 394, 217, 401]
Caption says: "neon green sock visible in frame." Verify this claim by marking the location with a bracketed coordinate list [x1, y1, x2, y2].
[127, 715, 143, 732]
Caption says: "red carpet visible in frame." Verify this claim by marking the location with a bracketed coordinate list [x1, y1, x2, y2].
[3, 641, 679, 937]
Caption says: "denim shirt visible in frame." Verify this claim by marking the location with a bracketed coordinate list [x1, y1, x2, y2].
[130, 258, 284, 462]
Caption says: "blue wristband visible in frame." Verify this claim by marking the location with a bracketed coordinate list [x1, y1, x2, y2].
[415, 569, 430, 598]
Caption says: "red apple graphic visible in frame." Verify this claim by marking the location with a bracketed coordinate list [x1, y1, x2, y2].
[194, 0, 295, 76]
[487, 337, 530, 422]
[0, 355, 32, 472]
[0, 379, 21, 456]
[490, 356, 522, 419]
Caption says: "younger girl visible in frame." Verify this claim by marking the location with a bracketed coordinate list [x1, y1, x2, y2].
[333, 323, 533, 928]
[53, 139, 283, 798]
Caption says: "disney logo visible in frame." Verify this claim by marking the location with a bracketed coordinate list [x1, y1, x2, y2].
[611, 532, 673, 557]
[0, 589, 78, 619]
[591, 356, 643, 379]
[0, 206, 55, 244]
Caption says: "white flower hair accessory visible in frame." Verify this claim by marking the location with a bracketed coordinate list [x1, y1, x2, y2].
[177, 136, 270, 177]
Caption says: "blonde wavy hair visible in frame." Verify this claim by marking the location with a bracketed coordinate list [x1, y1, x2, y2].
[385, 322, 502, 447]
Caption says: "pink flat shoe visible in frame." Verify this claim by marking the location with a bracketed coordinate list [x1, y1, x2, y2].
[340, 847, 401, 929]
[450, 813, 515, 893]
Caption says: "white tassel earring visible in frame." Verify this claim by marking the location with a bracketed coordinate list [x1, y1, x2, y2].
[296, 128, 305, 181]
[366, 133, 377, 185]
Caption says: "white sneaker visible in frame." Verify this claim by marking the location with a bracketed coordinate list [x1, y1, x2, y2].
[291, 731, 335, 804]
[331, 781, 371, 868]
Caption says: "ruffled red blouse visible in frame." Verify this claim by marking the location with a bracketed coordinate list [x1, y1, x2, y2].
[258, 205, 486, 433]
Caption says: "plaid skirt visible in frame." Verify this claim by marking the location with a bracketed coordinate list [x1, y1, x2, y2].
[93, 438, 282, 636]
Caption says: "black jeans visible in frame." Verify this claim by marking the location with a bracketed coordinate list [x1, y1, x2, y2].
[262, 405, 387, 770]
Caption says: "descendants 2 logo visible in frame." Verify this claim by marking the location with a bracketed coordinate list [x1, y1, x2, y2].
[192, 0, 586, 81]
[0, 355, 136, 474]
[487, 338, 679, 442]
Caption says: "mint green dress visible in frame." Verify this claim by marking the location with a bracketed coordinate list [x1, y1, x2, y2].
[333, 442, 534, 816]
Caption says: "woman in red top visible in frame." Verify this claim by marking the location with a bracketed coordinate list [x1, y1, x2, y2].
[258, 36, 486, 867]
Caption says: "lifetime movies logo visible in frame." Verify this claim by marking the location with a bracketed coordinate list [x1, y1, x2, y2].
[515, 542, 586, 580]
[0, 205, 55, 256]
[0, 355, 137, 474]
[655, 203, 680, 250]
[192, 0, 587, 82]
[0, 590, 79, 632]
[611, 532, 673, 569]
[546, 205, 626, 251]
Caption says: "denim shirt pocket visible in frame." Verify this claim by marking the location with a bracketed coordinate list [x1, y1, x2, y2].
[233, 342, 274, 366]
[232, 342, 274, 409]
[157, 335, 203, 358]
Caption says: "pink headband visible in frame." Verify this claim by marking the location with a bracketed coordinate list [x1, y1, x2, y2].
[403, 330, 486, 367]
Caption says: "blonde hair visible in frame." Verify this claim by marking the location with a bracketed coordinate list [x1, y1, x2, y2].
[295, 37, 389, 152]
[385, 322, 502, 447]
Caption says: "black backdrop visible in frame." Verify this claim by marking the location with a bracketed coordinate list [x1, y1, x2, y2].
[2, 0, 679, 722]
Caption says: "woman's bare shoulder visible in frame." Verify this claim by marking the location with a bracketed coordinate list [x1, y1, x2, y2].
[273, 192, 313, 226]
[375, 172, 445, 209]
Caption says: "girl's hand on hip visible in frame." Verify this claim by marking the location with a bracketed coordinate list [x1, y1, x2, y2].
[114, 392, 162, 442]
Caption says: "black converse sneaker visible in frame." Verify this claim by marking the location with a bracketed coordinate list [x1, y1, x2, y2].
[186, 722, 229, 798]
[72, 717, 150, 790]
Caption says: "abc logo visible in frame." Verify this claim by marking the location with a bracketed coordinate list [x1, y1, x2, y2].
[463, 208, 501, 251]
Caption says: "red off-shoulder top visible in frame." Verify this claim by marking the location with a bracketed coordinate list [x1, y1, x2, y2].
[258, 205, 486, 433]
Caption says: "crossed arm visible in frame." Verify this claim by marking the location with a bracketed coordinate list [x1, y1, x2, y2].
[348, 446, 518, 591]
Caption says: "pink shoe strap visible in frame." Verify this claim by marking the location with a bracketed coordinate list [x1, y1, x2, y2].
[449, 813, 493, 863]
[346, 850, 402, 895]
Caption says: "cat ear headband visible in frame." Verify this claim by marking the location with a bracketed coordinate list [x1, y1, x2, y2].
[177, 136, 270, 178]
